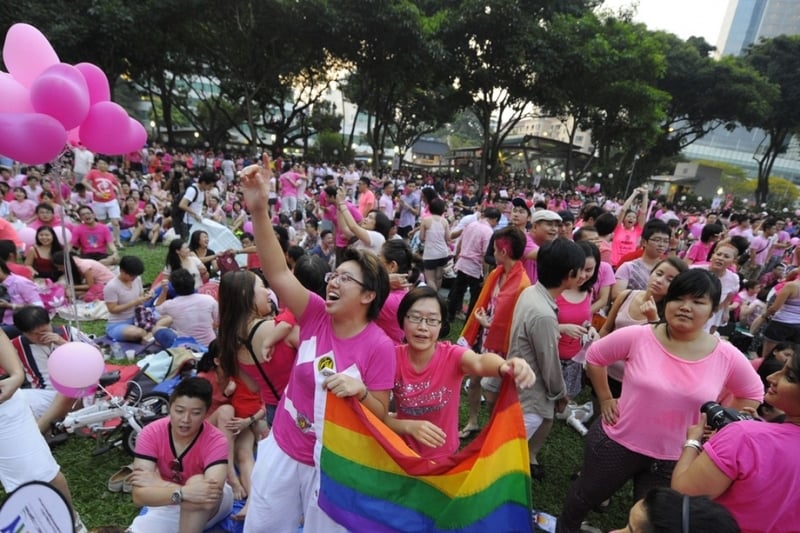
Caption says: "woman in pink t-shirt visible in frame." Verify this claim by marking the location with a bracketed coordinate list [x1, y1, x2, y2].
[672, 348, 800, 533]
[385, 286, 535, 460]
[556, 241, 600, 397]
[559, 269, 763, 532]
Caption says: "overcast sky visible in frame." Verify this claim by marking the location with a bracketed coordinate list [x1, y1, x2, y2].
[600, 0, 730, 46]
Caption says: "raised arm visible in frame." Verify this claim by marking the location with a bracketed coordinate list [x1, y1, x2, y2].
[335, 188, 371, 245]
[239, 160, 310, 318]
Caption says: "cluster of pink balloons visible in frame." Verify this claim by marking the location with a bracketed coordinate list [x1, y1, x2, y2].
[0, 23, 146, 165]
[17, 225, 71, 249]
[47, 342, 105, 398]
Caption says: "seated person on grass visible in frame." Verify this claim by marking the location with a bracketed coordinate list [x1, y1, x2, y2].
[127, 377, 233, 533]
[104, 255, 171, 345]
[155, 268, 219, 348]
[11, 305, 80, 435]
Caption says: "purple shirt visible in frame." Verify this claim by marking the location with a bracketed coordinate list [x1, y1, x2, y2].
[2, 274, 43, 324]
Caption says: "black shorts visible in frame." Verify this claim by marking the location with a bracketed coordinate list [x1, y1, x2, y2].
[763, 319, 800, 344]
[423, 256, 449, 270]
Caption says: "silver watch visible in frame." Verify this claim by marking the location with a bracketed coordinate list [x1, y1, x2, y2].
[171, 487, 182, 504]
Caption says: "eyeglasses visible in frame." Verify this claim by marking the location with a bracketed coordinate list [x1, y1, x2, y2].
[405, 314, 443, 327]
[170, 458, 183, 483]
[648, 237, 670, 244]
[324, 271, 366, 288]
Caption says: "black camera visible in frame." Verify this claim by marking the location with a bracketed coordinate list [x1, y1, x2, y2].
[701, 401, 754, 430]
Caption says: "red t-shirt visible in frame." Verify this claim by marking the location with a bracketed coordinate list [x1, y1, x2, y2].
[85, 170, 119, 202]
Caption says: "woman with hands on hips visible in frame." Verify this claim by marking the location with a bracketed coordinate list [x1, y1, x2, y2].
[672, 347, 800, 533]
[557, 269, 763, 533]
[379, 286, 535, 460]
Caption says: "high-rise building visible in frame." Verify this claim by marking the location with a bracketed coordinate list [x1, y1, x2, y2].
[716, 0, 800, 57]
[684, 0, 800, 182]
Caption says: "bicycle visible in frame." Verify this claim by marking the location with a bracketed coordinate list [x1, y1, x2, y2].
[57, 365, 171, 456]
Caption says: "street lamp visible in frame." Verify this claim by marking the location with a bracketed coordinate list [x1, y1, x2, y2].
[624, 154, 640, 198]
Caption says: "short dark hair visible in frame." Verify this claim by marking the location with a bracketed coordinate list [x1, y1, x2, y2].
[664, 269, 722, 313]
[573, 226, 598, 242]
[293, 254, 331, 298]
[429, 198, 446, 216]
[198, 171, 218, 184]
[170, 268, 196, 296]
[396, 286, 447, 339]
[536, 239, 585, 289]
[368, 210, 393, 239]
[341, 248, 389, 320]
[557, 210, 575, 223]
[13, 305, 51, 332]
[483, 207, 501, 221]
[119, 255, 145, 277]
[287, 245, 306, 263]
[700, 224, 723, 243]
[642, 487, 739, 533]
[594, 213, 618, 237]
[0, 240, 17, 262]
[642, 219, 671, 241]
[170, 376, 213, 410]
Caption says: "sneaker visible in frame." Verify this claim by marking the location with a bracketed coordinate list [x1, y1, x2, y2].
[579, 522, 602, 533]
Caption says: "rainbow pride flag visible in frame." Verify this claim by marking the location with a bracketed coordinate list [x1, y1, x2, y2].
[318, 379, 533, 532]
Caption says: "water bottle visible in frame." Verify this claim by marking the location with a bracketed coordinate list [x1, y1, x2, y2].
[566, 415, 589, 436]
[111, 341, 123, 359]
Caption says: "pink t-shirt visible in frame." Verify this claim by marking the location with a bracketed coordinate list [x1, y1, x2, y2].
[157, 293, 219, 346]
[586, 325, 762, 460]
[704, 421, 800, 533]
[592, 261, 615, 302]
[279, 172, 298, 197]
[357, 189, 376, 217]
[271, 293, 396, 466]
[103, 276, 143, 322]
[685, 241, 713, 263]
[375, 288, 407, 345]
[556, 291, 592, 359]
[9, 199, 37, 223]
[394, 342, 467, 459]
[71, 223, 113, 255]
[611, 225, 642, 267]
[134, 417, 227, 485]
[521, 234, 539, 284]
[74, 257, 114, 287]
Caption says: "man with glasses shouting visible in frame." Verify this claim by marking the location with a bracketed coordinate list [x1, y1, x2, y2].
[612, 219, 674, 301]
[128, 377, 233, 533]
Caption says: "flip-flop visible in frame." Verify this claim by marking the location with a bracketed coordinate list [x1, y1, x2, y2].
[108, 464, 134, 493]
[458, 426, 480, 439]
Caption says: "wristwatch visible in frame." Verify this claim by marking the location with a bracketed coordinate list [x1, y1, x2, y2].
[170, 487, 183, 505]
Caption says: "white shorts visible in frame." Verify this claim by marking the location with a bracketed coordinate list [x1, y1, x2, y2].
[524, 412, 546, 440]
[93, 199, 121, 220]
[128, 483, 233, 533]
[243, 434, 346, 533]
[18, 388, 58, 418]
[0, 393, 60, 492]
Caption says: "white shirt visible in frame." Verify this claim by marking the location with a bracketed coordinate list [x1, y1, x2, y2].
[72, 148, 94, 175]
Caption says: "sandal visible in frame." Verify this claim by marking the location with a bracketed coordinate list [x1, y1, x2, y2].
[108, 464, 134, 493]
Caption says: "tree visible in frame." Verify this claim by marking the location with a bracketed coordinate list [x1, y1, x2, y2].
[438, 0, 598, 183]
[741, 35, 800, 204]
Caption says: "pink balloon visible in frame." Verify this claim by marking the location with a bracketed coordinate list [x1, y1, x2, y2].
[2, 23, 60, 88]
[17, 226, 36, 248]
[0, 112, 66, 165]
[50, 375, 97, 399]
[74, 63, 110, 104]
[243, 221, 253, 234]
[47, 342, 104, 389]
[0, 72, 33, 113]
[119, 118, 147, 153]
[67, 127, 81, 146]
[52, 226, 72, 245]
[791, 237, 800, 246]
[78, 102, 132, 154]
[30, 63, 90, 130]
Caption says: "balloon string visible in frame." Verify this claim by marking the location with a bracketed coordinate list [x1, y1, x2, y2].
[50, 147, 81, 337]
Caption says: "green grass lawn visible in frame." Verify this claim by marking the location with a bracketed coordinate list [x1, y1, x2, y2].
[33, 242, 632, 530]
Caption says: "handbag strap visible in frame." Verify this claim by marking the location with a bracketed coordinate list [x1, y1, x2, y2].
[245, 318, 281, 401]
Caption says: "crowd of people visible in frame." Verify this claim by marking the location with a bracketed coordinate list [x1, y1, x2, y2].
[0, 144, 797, 532]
